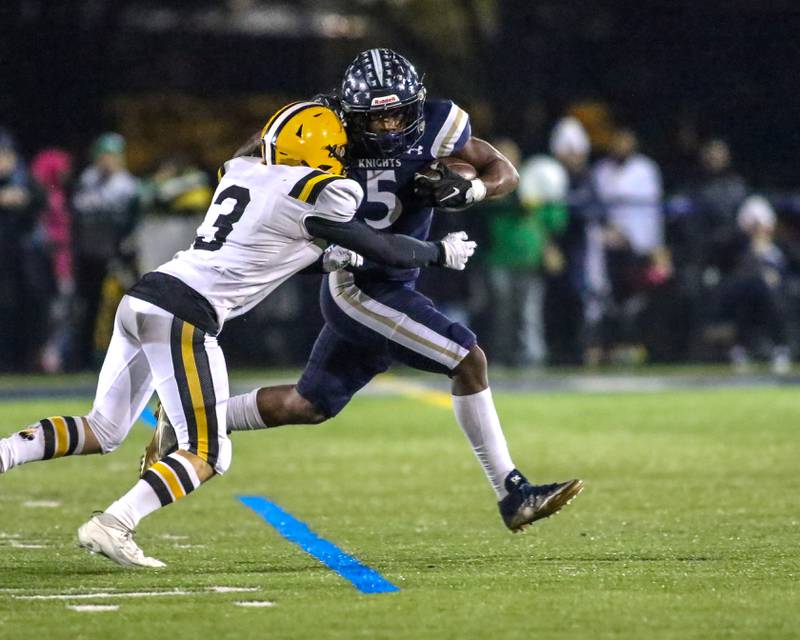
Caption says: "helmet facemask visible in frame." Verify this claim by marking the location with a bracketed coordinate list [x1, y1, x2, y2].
[343, 93, 425, 158]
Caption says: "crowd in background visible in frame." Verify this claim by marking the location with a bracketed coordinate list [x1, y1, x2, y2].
[455, 118, 797, 373]
[0, 127, 213, 373]
[1, 116, 797, 374]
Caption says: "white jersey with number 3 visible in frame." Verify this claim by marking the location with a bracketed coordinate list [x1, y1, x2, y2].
[157, 157, 363, 328]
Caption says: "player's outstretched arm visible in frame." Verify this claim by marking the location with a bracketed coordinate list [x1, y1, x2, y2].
[304, 217, 475, 271]
[450, 136, 519, 199]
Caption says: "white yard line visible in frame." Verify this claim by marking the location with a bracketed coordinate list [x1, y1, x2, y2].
[67, 604, 120, 612]
[9, 541, 47, 549]
[234, 601, 275, 608]
[12, 586, 261, 601]
[15, 589, 192, 601]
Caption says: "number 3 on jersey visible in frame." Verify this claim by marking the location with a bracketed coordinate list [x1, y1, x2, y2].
[194, 185, 250, 251]
[364, 169, 403, 229]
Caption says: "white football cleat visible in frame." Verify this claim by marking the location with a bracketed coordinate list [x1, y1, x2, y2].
[77, 513, 165, 568]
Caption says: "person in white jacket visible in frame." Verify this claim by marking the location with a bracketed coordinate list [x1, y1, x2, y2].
[592, 127, 672, 363]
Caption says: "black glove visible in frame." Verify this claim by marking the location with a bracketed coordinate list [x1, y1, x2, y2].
[414, 161, 486, 209]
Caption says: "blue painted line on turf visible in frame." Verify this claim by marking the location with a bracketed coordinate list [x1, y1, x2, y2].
[238, 495, 399, 594]
[139, 406, 157, 428]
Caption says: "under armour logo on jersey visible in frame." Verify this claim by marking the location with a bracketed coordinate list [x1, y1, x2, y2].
[407, 144, 424, 155]
[509, 474, 522, 486]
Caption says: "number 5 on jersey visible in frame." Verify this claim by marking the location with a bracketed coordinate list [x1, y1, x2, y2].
[364, 169, 403, 229]
[194, 185, 251, 251]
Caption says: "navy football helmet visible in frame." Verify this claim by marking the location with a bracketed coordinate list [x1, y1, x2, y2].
[340, 48, 426, 158]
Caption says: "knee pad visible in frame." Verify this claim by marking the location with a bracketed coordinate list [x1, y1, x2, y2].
[85, 410, 126, 453]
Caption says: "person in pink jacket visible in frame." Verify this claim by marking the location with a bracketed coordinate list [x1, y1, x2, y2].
[30, 149, 75, 373]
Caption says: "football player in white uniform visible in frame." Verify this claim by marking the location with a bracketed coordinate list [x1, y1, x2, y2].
[0, 102, 476, 568]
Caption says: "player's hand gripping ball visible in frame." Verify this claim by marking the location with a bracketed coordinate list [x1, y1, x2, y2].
[414, 157, 485, 209]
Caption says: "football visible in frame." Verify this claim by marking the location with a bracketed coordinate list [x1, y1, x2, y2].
[437, 156, 478, 179]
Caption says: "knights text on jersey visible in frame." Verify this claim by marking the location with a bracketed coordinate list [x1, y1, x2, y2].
[347, 99, 471, 282]
[155, 157, 362, 328]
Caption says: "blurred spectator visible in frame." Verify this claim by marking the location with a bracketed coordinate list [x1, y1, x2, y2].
[718, 196, 791, 374]
[136, 155, 212, 273]
[546, 117, 608, 365]
[72, 133, 139, 368]
[0, 128, 43, 371]
[29, 149, 75, 373]
[679, 139, 749, 287]
[484, 139, 568, 366]
[695, 139, 749, 235]
[592, 127, 671, 363]
[668, 138, 750, 360]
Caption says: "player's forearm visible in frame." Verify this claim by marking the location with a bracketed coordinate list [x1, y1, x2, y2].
[305, 217, 443, 269]
[451, 136, 519, 199]
[477, 156, 519, 199]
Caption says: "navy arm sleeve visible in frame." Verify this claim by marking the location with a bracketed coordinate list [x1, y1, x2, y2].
[305, 216, 444, 269]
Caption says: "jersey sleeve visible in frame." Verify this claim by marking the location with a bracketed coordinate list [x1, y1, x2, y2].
[306, 177, 363, 224]
[429, 101, 472, 158]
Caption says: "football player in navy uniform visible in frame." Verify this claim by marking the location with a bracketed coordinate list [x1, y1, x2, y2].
[147, 49, 583, 532]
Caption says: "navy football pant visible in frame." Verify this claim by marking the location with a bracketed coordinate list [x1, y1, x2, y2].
[296, 271, 477, 417]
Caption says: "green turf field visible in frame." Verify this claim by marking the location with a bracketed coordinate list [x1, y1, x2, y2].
[0, 386, 798, 639]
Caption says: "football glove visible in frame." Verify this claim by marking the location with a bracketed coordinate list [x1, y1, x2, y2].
[322, 244, 364, 272]
[414, 161, 487, 209]
[438, 231, 477, 270]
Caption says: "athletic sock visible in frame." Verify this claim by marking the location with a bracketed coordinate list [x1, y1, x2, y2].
[105, 453, 201, 530]
[0, 416, 87, 471]
[226, 389, 266, 431]
[451, 388, 516, 500]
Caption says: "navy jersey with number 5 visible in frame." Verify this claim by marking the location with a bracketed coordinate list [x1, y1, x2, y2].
[347, 99, 471, 282]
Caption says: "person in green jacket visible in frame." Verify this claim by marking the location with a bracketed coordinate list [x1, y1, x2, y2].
[483, 139, 568, 366]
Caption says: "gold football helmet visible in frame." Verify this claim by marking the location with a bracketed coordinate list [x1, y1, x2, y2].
[261, 102, 347, 175]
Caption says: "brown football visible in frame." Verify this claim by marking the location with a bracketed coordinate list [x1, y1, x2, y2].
[437, 157, 478, 180]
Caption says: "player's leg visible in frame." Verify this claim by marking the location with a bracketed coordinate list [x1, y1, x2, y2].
[447, 344, 582, 530]
[324, 271, 583, 530]
[227, 385, 325, 431]
[0, 416, 101, 474]
[108, 315, 228, 527]
[0, 297, 151, 474]
[81, 304, 230, 567]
